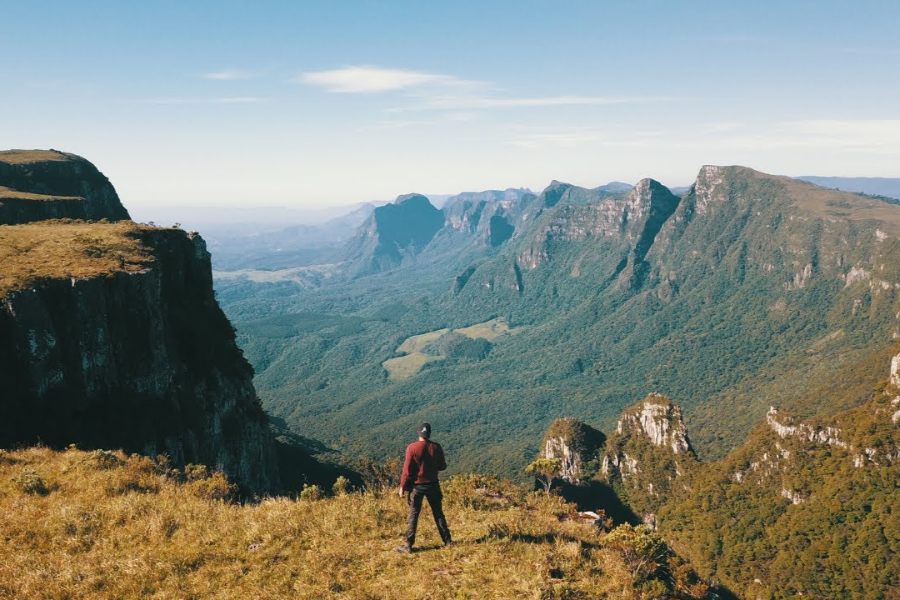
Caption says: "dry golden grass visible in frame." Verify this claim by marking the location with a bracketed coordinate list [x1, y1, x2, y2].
[455, 318, 518, 342]
[0, 447, 705, 599]
[0, 185, 81, 201]
[0, 220, 155, 296]
[382, 352, 444, 381]
[0, 150, 72, 165]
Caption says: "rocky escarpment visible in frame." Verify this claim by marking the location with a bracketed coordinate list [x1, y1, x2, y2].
[340, 193, 444, 276]
[600, 394, 696, 521]
[0, 159, 279, 494]
[658, 353, 900, 597]
[540, 417, 606, 483]
[0, 150, 130, 224]
[443, 188, 533, 236]
[515, 178, 678, 278]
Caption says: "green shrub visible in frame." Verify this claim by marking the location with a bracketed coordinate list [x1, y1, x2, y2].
[188, 471, 237, 501]
[300, 484, 322, 501]
[332, 476, 350, 496]
[12, 468, 49, 495]
[88, 450, 123, 470]
[604, 524, 667, 581]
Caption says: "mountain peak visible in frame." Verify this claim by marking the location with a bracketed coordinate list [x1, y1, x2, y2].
[615, 393, 693, 455]
[540, 417, 606, 483]
[632, 177, 671, 196]
[394, 193, 431, 206]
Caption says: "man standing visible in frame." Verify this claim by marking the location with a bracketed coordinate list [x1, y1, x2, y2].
[397, 422, 452, 553]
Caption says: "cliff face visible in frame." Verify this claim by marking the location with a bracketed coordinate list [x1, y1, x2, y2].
[515, 178, 679, 274]
[600, 394, 696, 520]
[540, 417, 606, 483]
[340, 193, 444, 275]
[0, 223, 279, 494]
[0, 150, 130, 224]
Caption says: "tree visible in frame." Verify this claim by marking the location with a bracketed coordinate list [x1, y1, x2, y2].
[525, 457, 563, 495]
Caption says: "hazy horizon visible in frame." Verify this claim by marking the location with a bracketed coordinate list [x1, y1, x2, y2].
[5, 1, 900, 210]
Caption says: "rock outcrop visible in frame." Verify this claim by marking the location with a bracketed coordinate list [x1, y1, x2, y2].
[0, 150, 130, 224]
[0, 227, 280, 493]
[340, 193, 444, 275]
[515, 178, 679, 277]
[600, 394, 696, 519]
[540, 417, 605, 483]
[765, 406, 849, 449]
[612, 393, 692, 455]
[0, 150, 279, 494]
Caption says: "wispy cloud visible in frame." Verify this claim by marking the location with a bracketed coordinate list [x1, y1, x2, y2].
[399, 94, 673, 112]
[203, 69, 254, 81]
[506, 131, 604, 149]
[502, 120, 900, 154]
[691, 120, 900, 152]
[357, 119, 435, 132]
[213, 96, 266, 104]
[299, 65, 478, 93]
[141, 97, 267, 106]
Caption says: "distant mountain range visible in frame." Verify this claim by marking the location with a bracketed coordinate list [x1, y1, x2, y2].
[214, 166, 900, 482]
[796, 175, 900, 201]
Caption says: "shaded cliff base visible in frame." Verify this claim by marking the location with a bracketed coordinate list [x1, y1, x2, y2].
[0, 445, 717, 600]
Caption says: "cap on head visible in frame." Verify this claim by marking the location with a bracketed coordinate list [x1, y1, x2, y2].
[417, 422, 432, 439]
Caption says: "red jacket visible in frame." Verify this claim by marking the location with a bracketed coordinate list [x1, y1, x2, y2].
[400, 440, 447, 490]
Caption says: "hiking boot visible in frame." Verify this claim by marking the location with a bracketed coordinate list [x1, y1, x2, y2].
[396, 544, 413, 554]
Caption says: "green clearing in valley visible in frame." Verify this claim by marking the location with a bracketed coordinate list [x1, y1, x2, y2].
[384, 319, 518, 381]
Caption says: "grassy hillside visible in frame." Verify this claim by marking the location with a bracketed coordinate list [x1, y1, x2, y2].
[0, 220, 154, 295]
[0, 149, 72, 164]
[0, 446, 711, 599]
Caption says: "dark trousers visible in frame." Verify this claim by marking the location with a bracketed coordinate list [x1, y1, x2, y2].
[406, 482, 451, 547]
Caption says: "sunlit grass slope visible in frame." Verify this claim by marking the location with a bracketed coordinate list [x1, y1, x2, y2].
[0, 220, 154, 295]
[0, 447, 709, 599]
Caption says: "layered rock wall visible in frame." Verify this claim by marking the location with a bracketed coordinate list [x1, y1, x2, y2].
[0, 228, 280, 494]
[0, 151, 130, 224]
[540, 417, 605, 483]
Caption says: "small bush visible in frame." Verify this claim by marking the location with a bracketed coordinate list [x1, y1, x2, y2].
[332, 476, 350, 496]
[300, 484, 322, 501]
[443, 473, 519, 509]
[88, 450, 123, 470]
[604, 523, 667, 581]
[188, 472, 237, 501]
[525, 458, 563, 495]
[185, 463, 210, 482]
[12, 468, 49, 495]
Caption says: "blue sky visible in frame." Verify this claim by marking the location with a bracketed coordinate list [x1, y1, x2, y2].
[3, 1, 900, 212]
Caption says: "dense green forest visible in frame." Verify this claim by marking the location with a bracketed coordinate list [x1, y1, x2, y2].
[583, 367, 900, 598]
[215, 167, 900, 480]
